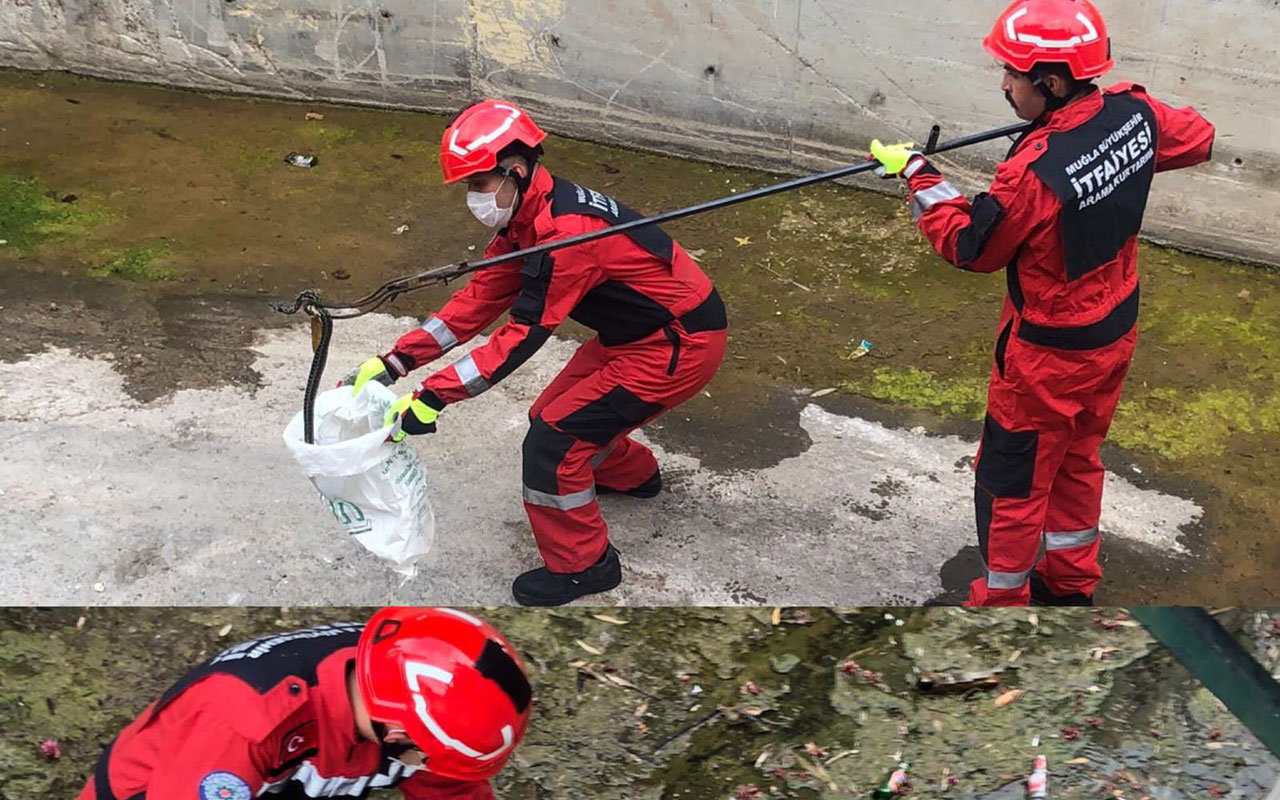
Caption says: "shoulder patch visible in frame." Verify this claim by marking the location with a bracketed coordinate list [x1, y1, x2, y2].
[198, 771, 252, 800]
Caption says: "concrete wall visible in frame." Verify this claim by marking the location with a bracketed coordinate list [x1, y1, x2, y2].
[2, 0, 1276, 265]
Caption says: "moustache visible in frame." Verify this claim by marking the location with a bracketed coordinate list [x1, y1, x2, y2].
[1005, 90, 1018, 110]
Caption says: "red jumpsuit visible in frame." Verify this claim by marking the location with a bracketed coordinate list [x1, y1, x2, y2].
[382, 166, 728, 573]
[78, 623, 494, 800]
[903, 83, 1214, 605]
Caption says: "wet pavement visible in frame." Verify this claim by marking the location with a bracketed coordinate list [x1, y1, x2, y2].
[1, 69, 1278, 604]
[1, 607, 1277, 799]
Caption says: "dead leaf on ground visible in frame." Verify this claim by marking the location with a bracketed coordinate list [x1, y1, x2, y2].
[770, 607, 782, 625]
[1066, 757, 1089, 765]
[575, 639, 603, 656]
[993, 689, 1025, 708]
[734, 236, 752, 247]
[305, 111, 325, 120]
[592, 613, 628, 625]
[217, 623, 233, 637]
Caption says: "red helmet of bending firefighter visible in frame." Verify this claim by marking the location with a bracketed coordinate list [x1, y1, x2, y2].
[340, 99, 728, 607]
[356, 607, 532, 781]
[77, 608, 531, 800]
[867, 0, 1215, 606]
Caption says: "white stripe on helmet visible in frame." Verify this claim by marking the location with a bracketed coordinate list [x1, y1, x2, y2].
[448, 104, 523, 157]
[1006, 8, 1099, 49]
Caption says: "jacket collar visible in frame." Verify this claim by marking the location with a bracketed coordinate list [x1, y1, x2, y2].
[313, 649, 364, 759]
[508, 164, 554, 235]
[1039, 84, 1102, 131]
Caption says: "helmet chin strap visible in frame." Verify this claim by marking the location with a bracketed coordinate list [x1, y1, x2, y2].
[498, 161, 536, 215]
[1029, 71, 1070, 114]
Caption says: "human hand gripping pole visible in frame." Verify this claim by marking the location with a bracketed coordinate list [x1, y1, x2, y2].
[273, 120, 1031, 444]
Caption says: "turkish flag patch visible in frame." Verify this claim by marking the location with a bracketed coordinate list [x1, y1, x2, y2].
[277, 720, 319, 763]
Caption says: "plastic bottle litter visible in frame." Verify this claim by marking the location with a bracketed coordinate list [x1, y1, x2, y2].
[284, 152, 318, 168]
[1027, 755, 1047, 799]
[873, 762, 910, 799]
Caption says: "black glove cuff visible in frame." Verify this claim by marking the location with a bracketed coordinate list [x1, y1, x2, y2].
[417, 390, 447, 412]
[401, 413, 437, 436]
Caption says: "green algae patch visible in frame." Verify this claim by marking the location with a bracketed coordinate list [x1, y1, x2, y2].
[850, 366, 988, 419]
[298, 123, 359, 148]
[1110, 386, 1280, 460]
[90, 245, 176, 282]
[0, 174, 109, 250]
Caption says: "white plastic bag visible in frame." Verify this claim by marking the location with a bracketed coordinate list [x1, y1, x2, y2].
[282, 383, 434, 577]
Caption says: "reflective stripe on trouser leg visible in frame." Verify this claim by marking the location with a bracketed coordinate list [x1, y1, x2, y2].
[522, 418, 609, 573]
[1044, 526, 1099, 550]
[523, 484, 597, 510]
[452, 353, 489, 397]
[589, 443, 617, 468]
[910, 181, 962, 221]
[592, 436, 659, 492]
[421, 317, 459, 353]
[986, 566, 1033, 589]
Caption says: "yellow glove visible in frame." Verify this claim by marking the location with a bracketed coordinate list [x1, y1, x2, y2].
[341, 357, 396, 397]
[868, 139, 922, 179]
[384, 393, 439, 441]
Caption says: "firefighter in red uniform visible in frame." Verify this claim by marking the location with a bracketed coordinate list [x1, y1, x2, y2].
[77, 608, 531, 800]
[867, 0, 1214, 606]
[342, 100, 729, 606]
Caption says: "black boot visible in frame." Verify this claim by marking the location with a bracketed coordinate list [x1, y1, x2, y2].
[596, 469, 662, 499]
[1029, 573, 1094, 606]
[512, 545, 623, 606]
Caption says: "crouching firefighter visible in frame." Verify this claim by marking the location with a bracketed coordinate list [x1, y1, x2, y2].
[78, 608, 531, 800]
[867, 0, 1214, 606]
[342, 100, 729, 606]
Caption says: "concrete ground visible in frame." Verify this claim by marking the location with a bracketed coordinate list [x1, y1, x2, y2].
[0, 313, 1200, 606]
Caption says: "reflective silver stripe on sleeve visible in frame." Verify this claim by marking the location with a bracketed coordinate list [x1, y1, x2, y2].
[902, 156, 926, 179]
[453, 353, 490, 397]
[522, 484, 598, 511]
[910, 181, 963, 221]
[421, 317, 459, 352]
[985, 567, 1032, 590]
[384, 352, 407, 377]
[1044, 526, 1099, 551]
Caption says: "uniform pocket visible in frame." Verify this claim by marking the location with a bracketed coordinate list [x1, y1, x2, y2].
[662, 325, 680, 376]
[994, 319, 1013, 379]
[975, 414, 1038, 499]
[511, 253, 553, 325]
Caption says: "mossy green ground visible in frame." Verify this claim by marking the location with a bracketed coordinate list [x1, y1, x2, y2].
[1, 69, 1277, 603]
[89, 245, 174, 281]
[2, 608, 1274, 800]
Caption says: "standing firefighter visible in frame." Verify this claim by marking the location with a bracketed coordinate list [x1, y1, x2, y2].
[77, 608, 531, 800]
[867, 0, 1214, 606]
[343, 100, 728, 606]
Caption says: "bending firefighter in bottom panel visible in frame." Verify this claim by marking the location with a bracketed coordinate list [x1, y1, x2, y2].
[78, 608, 529, 800]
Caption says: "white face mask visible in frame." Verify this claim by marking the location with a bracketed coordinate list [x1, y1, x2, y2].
[466, 176, 515, 228]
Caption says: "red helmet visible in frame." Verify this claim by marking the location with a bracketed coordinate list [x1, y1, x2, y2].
[983, 0, 1113, 80]
[355, 607, 532, 781]
[440, 99, 547, 184]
